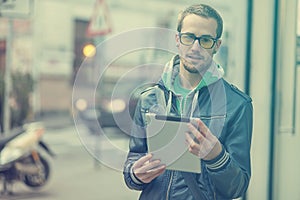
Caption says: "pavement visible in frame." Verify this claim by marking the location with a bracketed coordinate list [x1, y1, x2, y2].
[0, 113, 141, 200]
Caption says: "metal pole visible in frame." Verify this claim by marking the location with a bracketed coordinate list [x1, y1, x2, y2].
[3, 18, 13, 135]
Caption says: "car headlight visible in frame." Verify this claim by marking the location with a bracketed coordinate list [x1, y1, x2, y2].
[75, 98, 88, 111]
[104, 99, 126, 113]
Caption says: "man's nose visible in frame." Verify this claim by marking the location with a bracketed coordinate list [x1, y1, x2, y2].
[191, 39, 202, 51]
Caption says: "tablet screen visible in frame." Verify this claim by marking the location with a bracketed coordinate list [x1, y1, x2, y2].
[146, 113, 201, 173]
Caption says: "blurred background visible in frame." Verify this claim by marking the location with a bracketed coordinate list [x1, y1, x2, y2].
[0, 0, 299, 199]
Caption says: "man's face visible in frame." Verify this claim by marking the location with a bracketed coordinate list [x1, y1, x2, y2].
[176, 14, 221, 75]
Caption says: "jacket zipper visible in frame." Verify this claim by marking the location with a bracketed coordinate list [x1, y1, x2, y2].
[166, 171, 174, 200]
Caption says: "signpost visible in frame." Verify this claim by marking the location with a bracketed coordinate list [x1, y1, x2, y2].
[0, 0, 33, 135]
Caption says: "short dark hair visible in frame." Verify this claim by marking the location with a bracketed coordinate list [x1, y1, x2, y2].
[177, 4, 223, 39]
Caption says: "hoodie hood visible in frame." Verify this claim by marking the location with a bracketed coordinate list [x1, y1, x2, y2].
[161, 54, 224, 93]
[159, 54, 225, 116]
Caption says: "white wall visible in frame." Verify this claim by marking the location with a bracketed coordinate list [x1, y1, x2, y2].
[34, 0, 93, 76]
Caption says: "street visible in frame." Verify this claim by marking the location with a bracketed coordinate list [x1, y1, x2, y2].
[0, 116, 140, 200]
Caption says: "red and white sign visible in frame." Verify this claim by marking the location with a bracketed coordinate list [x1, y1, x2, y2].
[86, 0, 113, 37]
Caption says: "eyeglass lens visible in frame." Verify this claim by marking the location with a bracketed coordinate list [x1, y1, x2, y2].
[180, 34, 215, 49]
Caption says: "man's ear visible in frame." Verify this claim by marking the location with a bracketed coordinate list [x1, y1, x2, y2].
[213, 39, 222, 54]
[175, 33, 180, 47]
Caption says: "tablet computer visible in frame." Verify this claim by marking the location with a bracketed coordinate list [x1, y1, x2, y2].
[145, 113, 201, 173]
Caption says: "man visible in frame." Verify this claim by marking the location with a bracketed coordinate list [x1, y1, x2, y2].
[123, 4, 253, 200]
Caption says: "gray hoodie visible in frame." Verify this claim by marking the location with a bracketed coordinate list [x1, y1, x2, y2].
[159, 54, 225, 117]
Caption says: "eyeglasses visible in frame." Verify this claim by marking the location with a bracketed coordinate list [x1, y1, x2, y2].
[179, 33, 219, 49]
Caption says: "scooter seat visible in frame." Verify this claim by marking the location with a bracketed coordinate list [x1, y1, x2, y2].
[0, 128, 25, 152]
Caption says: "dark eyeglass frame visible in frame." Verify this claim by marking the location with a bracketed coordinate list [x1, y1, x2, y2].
[179, 33, 219, 49]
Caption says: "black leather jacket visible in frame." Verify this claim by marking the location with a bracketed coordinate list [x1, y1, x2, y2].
[123, 62, 253, 200]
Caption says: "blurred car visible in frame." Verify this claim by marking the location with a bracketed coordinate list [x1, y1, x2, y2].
[96, 65, 160, 135]
[74, 64, 162, 135]
[73, 84, 101, 134]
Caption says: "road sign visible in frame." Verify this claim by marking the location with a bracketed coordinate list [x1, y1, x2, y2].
[86, 0, 112, 37]
[0, 0, 33, 18]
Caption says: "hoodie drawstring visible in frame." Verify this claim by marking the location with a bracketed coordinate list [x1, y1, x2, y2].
[163, 89, 199, 118]
[189, 91, 199, 118]
[166, 91, 172, 114]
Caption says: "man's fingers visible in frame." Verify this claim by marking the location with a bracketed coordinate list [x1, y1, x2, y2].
[185, 132, 194, 144]
[145, 164, 166, 175]
[136, 159, 162, 173]
[188, 123, 205, 144]
[134, 161, 166, 183]
[134, 154, 153, 168]
[142, 165, 166, 182]
[185, 132, 201, 157]
[195, 119, 210, 137]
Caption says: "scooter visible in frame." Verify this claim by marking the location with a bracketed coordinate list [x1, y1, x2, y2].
[0, 122, 55, 195]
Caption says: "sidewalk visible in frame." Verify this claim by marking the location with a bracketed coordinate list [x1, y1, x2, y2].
[37, 112, 74, 130]
[2, 115, 140, 200]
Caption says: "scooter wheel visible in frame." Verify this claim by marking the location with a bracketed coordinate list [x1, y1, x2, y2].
[23, 156, 50, 188]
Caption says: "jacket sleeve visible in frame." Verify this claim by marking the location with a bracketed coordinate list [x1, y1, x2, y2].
[203, 100, 253, 199]
[123, 99, 149, 191]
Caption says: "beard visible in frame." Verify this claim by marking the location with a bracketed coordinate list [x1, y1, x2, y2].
[183, 61, 199, 74]
[180, 56, 212, 75]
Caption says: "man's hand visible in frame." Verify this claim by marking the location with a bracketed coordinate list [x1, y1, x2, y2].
[132, 154, 166, 183]
[186, 118, 222, 160]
